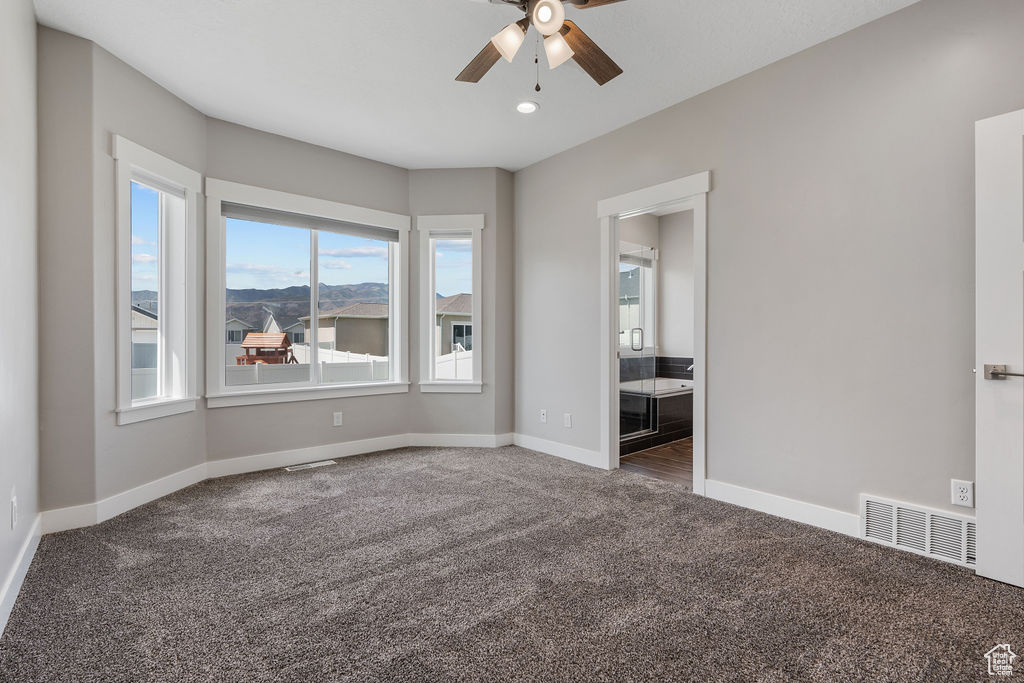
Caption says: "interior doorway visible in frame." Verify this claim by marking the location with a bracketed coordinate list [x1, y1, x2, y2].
[597, 172, 710, 495]
[617, 211, 696, 487]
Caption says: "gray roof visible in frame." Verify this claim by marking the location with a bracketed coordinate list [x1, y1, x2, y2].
[313, 302, 390, 319]
[436, 294, 472, 315]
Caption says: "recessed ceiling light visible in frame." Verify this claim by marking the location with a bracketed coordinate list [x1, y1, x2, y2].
[517, 101, 539, 114]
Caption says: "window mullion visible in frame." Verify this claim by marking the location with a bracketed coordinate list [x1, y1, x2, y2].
[158, 191, 169, 399]
[310, 229, 319, 385]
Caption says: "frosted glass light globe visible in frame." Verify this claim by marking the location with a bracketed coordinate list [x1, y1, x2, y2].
[531, 0, 565, 36]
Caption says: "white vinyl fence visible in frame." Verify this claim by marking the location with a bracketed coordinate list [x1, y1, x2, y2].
[224, 343, 391, 386]
[131, 368, 158, 400]
[434, 348, 473, 380]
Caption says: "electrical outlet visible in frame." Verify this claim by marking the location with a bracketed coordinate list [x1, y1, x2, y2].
[563, 413, 573, 428]
[333, 411, 344, 427]
[540, 409, 547, 424]
[951, 479, 974, 508]
[10, 494, 17, 531]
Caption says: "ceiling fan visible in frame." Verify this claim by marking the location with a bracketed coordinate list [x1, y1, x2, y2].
[458, 0, 626, 86]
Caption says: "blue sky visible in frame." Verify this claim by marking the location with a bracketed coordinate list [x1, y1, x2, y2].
[130, 182, 159, 294]
[433, 238, 472, 297]
[223, 218, 472, 296]
[131, 205, 473, 297]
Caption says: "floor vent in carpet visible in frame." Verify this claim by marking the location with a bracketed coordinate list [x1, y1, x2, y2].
[860, 494, 976, 568]
[284, 460, 337, 472]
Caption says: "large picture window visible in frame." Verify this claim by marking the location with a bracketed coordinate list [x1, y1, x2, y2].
[418, 215, 483, 392]
[115, 136, 200, 425]
[206, 180, 409, 407]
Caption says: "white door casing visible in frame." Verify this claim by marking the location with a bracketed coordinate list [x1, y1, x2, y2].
[597, 172, 709, 493]
[975, 108, 1024, 588]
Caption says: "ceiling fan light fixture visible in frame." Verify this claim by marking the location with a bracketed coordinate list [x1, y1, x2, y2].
[544, 32, 575, 69]
[491, 22, 527, 63]
[531, 0, 565, 36]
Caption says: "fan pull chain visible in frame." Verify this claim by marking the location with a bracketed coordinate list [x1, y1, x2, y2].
[534, 36, 542, 92]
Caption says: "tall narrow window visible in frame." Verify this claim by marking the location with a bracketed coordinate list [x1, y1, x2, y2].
[206, 179, 409, 407]
[418, 215, 484, 391]
[115, 136, 200, 424]
[130, 182, 161, 401]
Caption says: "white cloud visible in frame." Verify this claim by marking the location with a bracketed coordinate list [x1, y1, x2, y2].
[321, 259, 353, 270]
[226, 263, 309, 282]
[132, 235, 155, 246]
[132, 253, 157, 264]
[320, 247, 388, 258]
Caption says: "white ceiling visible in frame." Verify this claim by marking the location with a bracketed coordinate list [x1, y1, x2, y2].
[34, 0, 919, 171]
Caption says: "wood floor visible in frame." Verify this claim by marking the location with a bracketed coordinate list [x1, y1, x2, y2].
[619, 438, 693, 488]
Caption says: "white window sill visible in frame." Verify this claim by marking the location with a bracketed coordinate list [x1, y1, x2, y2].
[207, 382, 410, 408]
[419, 382, 483, 394]
[116, 397, 197, 425]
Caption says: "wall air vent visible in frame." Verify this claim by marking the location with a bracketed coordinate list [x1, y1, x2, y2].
[860, 494, 976, 568]
[284, 460, 337, 472]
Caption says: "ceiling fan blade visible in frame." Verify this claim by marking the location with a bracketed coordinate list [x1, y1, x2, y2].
[560, 20, 623, 85]
[456, 42, 502, 83]
[567, 0, 629, 8]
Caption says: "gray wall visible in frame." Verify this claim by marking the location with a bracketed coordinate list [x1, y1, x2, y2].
[37, 28, 94, 510]
[619, 214, 659, 250]
[90, 43, 209, 500]
[36, 30, 516, 508]
[0, 0, 39, 596]
[515, 0, 1024, 515]
[658, 211, 694, 358]
[407, 168, 515, 436]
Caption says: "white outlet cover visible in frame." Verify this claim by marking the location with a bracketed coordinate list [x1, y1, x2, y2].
[540, 410, 547, 423]
[563, 413, 572, 428]
[333, 411, 344, 427]
[951, 479, 974, 508]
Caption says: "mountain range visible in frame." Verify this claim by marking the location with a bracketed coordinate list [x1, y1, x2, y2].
[132, 283, 389, 329]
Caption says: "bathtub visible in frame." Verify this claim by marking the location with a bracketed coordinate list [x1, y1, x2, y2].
[620, 377, 693, 397]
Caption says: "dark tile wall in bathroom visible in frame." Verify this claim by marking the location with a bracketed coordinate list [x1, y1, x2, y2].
[656, 356, 694, 380]
[620, 356, 656, 382]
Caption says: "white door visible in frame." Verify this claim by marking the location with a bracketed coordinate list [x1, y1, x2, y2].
[976, 108, 1024, 587]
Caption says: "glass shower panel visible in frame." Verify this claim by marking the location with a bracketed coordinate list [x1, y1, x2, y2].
[619, 241, 656, 440]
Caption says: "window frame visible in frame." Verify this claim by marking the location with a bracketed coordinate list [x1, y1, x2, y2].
[417, 214, 484, 393]
[114, 136, 201, 425]
[205, 178, 410, 408]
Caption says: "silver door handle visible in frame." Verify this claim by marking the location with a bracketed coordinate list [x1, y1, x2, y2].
[631, 328, 643, 351]
[984, 364, 1024, 379]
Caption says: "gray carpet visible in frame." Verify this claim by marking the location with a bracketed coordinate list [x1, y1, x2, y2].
[1, 446, 1021, 681]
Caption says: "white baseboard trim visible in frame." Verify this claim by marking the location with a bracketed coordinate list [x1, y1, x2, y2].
[512, 433, 607, 470]
[409, 433, 514, 448]
[40, 502, 96, 535]
[206, 434, 409, 478]
[42, 463, 209, 534]
[95, 464, 207, 523]
[1, 515, 41, 638]
[704, 479, 860, 538]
